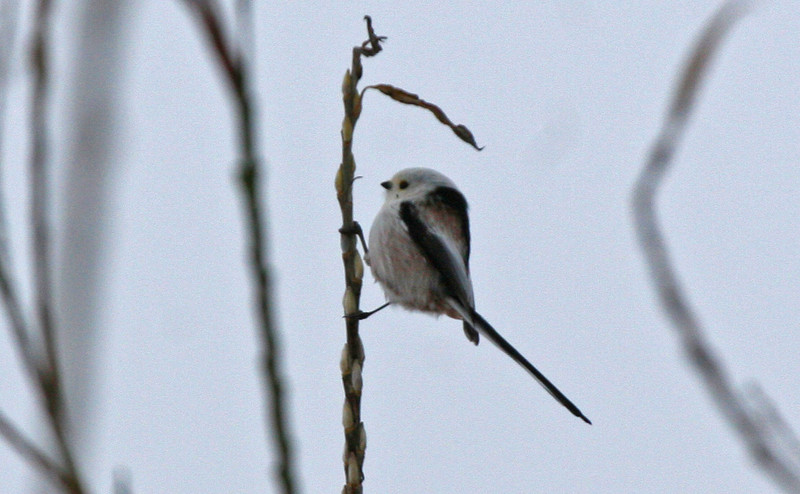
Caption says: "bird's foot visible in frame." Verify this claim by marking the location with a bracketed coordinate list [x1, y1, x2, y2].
[339, 221, 369, 254]
[344, 302, 391, 321]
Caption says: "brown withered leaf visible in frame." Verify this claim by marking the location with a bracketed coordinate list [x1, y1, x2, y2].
[364, 84, 483, 150]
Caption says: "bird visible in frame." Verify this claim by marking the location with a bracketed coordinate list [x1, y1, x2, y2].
[363, 167, 590, 424]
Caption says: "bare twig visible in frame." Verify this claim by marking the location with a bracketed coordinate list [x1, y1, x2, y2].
[31, 0, 58, 389]
[362, 84, 483, 150]
[335, 16, 386, 494]
[0, 2, 85, 491]
[28, 1, 85, 492]
[0, 244, 37, 378]
[0, 0, 43, 405]
[56, 2, 130, 456]
[179, 2, 297, 493]
[746, 384, 800, 469]
[0, 411, 75, 491]
[0, 0, 21, 266]
[632, 2, 800, 492]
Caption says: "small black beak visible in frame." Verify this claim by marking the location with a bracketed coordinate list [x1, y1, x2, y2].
[380, 181, 392, 190]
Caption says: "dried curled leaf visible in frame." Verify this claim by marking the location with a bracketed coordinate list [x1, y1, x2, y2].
[364, 84, 483, 150]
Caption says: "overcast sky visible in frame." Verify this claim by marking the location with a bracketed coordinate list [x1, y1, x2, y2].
[1, 1, 799, 493]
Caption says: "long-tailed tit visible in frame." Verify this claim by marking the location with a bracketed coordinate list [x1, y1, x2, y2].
[364, 167, 590, 424]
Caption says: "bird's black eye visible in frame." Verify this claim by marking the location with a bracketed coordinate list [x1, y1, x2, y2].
[398, 180, 409, 190]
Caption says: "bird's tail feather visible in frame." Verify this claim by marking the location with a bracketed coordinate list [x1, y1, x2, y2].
[462, 321, 479, 345]
[449, 300, 591, 424]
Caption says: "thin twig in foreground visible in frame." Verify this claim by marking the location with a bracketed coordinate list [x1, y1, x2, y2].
[0, 0, 38, 392]
[0, 411, 73, 490]
[632, 2, 800, 492]
[0, 0, 21, 265]
[0, 253, 37, 376]
[31, 0, 58, 393]
[179, 2, 297, 493]
[0, 2, 84, 491]
[0, 0, 39, 377]
[28, 1, 85, 492]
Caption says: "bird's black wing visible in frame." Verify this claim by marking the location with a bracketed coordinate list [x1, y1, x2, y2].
[406, 185, 480, 345]
[399, 200, 473, 313]
[428, 186, 478, 344]
[428, 186, 470, 266]
[400, 200, 590, 423]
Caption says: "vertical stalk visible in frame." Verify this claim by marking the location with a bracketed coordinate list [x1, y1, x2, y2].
[179, 3, 297, 492]
[30, 1, 85, 492]
[336, 16, 383, 494]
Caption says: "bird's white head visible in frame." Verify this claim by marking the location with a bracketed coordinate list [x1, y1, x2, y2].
[380, 167, 458, 202]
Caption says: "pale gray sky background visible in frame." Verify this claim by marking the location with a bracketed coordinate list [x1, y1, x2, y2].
[1, 1, 798, 493]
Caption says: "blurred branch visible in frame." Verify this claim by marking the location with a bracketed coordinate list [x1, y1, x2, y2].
[56, 1, 130, 457]
[747, 384, 800, 468]
[31, 0, 58, 393]
[632, 2, 800, 492]
[0, 0, 20, 265]
[0, 411, 73, 490]
[178, 2, 297, 493]
[336, 16, 385, 494]
[0, 246, 34, 372]
[0, 0, 37, 375]
[235, 0, 254, 70]
[0, 0, 36, 376]
[0, 1, 86, 491]
[24, 0, 87, 492]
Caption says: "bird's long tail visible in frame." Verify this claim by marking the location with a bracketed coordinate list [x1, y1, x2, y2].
[456, 303, 591, 424]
